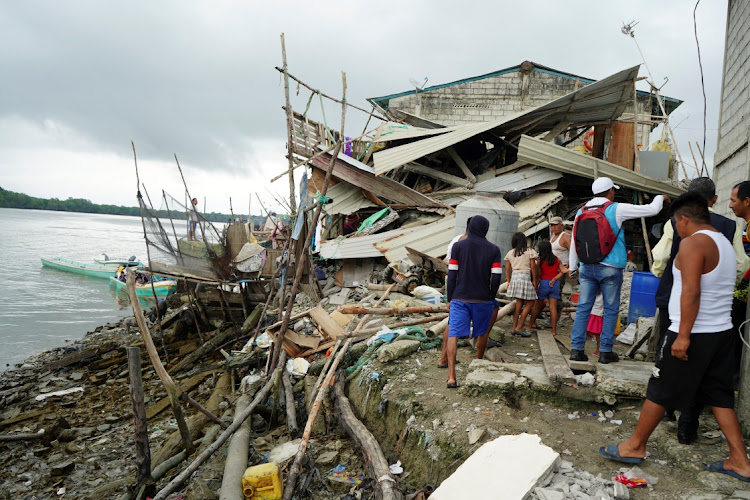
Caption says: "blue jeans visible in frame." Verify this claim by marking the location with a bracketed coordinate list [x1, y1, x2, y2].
[570, 264, 623, 353]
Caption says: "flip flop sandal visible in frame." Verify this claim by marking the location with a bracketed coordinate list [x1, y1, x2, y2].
[437, 360, 460, 369]
[446, 381, 460, 389]
[703, 461, 750, 482]
[598, 444, 644, 464]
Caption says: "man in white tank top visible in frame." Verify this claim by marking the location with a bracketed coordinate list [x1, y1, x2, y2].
[599, 193, 750, 482]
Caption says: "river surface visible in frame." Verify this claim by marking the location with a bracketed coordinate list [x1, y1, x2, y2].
[0, 208, 152, 371]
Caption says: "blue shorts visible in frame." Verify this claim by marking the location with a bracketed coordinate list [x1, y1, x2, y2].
[190, 220, 198, 231]
[448, 300, 498, 338]
[537, 279, 560, 300]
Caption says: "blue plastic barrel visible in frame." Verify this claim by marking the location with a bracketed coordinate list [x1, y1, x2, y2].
[627, 271, 660, 325]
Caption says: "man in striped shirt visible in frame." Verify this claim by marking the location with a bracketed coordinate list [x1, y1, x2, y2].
[445, 216, 503, 388]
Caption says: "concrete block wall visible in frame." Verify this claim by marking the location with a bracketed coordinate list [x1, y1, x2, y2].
[713, 0, 750, 217]
[388, 69, 654, 149]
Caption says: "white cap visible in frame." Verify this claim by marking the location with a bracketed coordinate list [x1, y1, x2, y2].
[592, 177, 620, 194]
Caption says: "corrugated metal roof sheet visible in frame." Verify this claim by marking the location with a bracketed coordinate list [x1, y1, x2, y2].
[318, 225, 423, 260]
[325, 182, 377, 215]
[514, 191, 564, 220]
[372, 65, 642, 176]
[372, 122, 457, 143]
[318, 216, 456, 262]
[376, 216, 457, 262]
[310, 151, 442, 208]
[474, 166, 563, 193]
[516, 135, 686, 198]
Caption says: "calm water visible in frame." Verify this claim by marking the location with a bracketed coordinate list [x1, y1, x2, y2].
[0, 208, 150, 370]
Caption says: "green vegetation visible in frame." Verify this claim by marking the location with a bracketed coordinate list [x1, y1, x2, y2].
[0, 186, 268, 224]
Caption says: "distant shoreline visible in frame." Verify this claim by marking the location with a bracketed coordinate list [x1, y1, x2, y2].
[0, 186, 255, 224]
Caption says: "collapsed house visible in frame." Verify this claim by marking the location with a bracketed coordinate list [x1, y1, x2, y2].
[284, 61, 685, 307]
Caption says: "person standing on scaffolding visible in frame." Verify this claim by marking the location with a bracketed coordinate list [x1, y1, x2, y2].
[188, 197, 199, 241]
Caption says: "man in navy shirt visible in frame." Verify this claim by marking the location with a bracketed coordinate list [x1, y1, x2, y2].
[445, 216, 503, 388]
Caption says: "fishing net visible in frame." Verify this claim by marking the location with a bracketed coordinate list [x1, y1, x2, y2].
[138, 190, 236, 280]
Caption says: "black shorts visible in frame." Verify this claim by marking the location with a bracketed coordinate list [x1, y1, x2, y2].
[646, 329, 735, 409]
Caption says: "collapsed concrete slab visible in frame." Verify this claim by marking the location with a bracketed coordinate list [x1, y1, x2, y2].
[431, 433, 559, 500]
[596, 361, 654, 398]
[467, 360, 557, 392]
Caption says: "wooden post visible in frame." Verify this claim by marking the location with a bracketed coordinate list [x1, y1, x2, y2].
[268, 71, 347, 374]
[637, 193, 654, 269]
[127, 346, 153, 498]
[126, 273, 194, 456]
[281, 33, 297, 215]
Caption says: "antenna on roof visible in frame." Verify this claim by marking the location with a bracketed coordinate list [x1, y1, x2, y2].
[408, 77, 428, 117]
[621, 20, 688, 180]
[621, 20, 639, 37]
[409, 77, 428, 90]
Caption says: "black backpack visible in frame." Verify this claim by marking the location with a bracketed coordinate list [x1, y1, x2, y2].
[573, 201, 621, 264]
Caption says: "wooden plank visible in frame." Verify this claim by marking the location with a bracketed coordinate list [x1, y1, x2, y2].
[537, 330, 575, 382]
[145, 370, 220, 420]
[607, 122, 635, 170]
[0, 409, 50, 429]
[308, 306, 345, 339]
[329, 311, 353, 328]
[284, 329, 322, 349]
[44, 342, 120, 371]
[446, 147, 477, 184]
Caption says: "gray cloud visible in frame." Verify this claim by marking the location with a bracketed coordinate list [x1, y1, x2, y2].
[0, 0, 729, 184]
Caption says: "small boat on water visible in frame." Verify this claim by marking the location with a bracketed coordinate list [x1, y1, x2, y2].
[41, 257, 141, 279]
[109, 274, 177, 298]
[95, 254, 143, 267]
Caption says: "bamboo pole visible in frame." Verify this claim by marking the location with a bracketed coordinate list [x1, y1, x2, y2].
[281, 33, 297, 216]
[688, 142, 702, 178]
[360, 314, 448, 336]
[337, 305, 447, 315]
[282, 370, 299, 435]
[126, 272, 194, 456]
[268, 70, 347, 374]
[152, 356, 285, 500]
[274, 66, 386, 121]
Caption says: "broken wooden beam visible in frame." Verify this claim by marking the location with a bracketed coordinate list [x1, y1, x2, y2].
[337, 305, 447, 315]
[537, 330, 575, 382]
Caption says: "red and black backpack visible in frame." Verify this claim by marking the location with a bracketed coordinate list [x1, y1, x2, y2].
[573, 201, 621, 264]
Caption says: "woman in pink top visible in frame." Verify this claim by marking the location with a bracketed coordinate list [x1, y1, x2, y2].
[505, 232, 539, 337]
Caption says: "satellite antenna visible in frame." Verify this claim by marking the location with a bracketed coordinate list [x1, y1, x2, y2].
[409, 77, 428, 116]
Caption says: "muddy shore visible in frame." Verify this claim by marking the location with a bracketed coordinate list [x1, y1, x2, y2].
[1, 294, 749, 500]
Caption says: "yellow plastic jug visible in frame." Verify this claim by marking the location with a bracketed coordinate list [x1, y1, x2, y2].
[242, 462, 283, 500]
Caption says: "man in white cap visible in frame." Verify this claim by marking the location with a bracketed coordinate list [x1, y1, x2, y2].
[568, 177, 669, 364]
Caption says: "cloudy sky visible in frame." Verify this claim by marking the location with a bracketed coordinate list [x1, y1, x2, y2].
[0, 1, 728, 215]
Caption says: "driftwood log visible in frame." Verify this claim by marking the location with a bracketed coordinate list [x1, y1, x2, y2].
[152, 354, 285, 500]
[332, 374, 403, 500]
[218, 394, 251, 500]
[151, 372, 230, 467]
